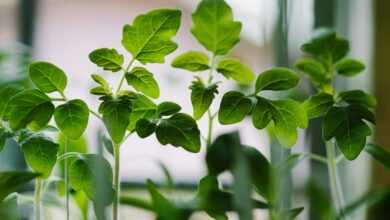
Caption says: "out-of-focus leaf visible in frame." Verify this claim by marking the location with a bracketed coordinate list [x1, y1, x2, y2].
[0, 193, 19, 220]
[335, 58, 365, 76]
[0, 171, 39, 201]
[338, 90, 376, 109]
[365, 143, 390, 169]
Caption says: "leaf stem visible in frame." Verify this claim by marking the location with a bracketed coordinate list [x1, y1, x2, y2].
[305, 152, 328, 164]
[57, 152, 82, 162]
[58, 90, 68, 101]
[326, 141, 347, 219]
[34, 178, 43, 220]
[89, 109, 103, 121]
[115, 58, 135, 94]
[50, 97, 66, 102]
[113, 142, 121, 220]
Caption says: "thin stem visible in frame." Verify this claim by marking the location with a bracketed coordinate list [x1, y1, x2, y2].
[89, 109, 103, 121]
[34, 179, 43, 220]
[326, 141, 347, 219]
[206, 110, 214, 148]
[115, 58, 135, 94]
[64, 137, 70, 220]
[50, 97, 66, 102]
[57, 152, 81, 162]
[113, 142, 121, 220]
[58, 90, 68, 101]
[305, 152, 328, 164]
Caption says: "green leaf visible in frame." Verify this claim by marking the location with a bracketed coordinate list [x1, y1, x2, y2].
[206, 132, 238, 175]
[303, 93, 334, 119]
[0, 128, 12, 153]
[171, 51, 210, 72]
[294, 58, 327, 86]
[191, 0, 242, 55]
[147, 180, 192, 220]
[218, 91, 252, 124]
[335, 58, 365, 76]
[0, 171, 39, 201]
[255, 67, 299, 93]
[280, 207, 304, 219]
[216, 58, 255, 84]
[339, 90, 376, 108]
[7, 89, 54, 130]
[135, 119, 156, 138]
[0, 85, 22, 120]
[21, 134, 59, 179]
[365, 144, 390, 169]
[122, 9, 181, 64]
[252, 97, 307, 147]
[69, 154, 114, 205]
[243, 147, 271, 200]
[323, 106, 373, 160]
[90, 74, 112, 96]
[89, 48, 124, 72]
[128, 94, 157, 131]
[190, 79, 218, 120]
[0, 193, 19, 220]
[301, 29, 349, 63]
[156, 113, 201, 153]
[100, 97, 132, 143]
[29, 61, 67, 93]
[126, 67, 160, 99]
[54, 99, 89, 140]
[157, 101, 181, 117]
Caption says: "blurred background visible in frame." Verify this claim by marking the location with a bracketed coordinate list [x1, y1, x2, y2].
[0, 0, 389, 219]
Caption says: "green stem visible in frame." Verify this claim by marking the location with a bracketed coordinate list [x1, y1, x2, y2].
[64, 137, 70, 220]
[34, 179, 43, 220]
[115, 58, 135, 94]
[206, 110, 214, 148]
[326, 141, 347, 219]
[305, 152, 328, 164]
[113, 142, 121, 220]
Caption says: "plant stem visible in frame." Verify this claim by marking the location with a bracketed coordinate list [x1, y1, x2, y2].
[64, 137, 70, 220]
[115, 58, 135, 94]
[113, 142, 121, 220]
[34, 179, 43, 220]
[206, 110, 214, 148]
[326, 141, 347, 219]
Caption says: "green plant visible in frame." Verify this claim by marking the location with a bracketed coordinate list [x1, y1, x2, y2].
[0, 0, 389, 220]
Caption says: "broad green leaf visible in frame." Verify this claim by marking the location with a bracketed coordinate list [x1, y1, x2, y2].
[206, 132, 238, 175]
[135, 119, 156, 138]
[157, 101, 181, 116]
[301, 29, 349, 63]
[0, 193, 19, 220]
[69, 154, 114, 205]
[7, 89, 54, 130]
[126, 67, 159, 99]
[216, 58, 255, 84]
[128, 94, 157, 131]
[323, 106, 373, 160]
[100, 97, 132, 143]
[0, 128, 12, 153]
[122, 9, 181, 64]
[252, 97, 307, 147]
[21, 134, 59, 178]
[294, 58, 328, 87]
[54, 99, 89, 139]
[190, 79, 218, 120]
[0, 85, 22, 120]
[218, 91, 252, 124]
[171, 51, 210, 72]
[339, 90, 376, 108]
[29, 61, 67, 93]
[191, 0, 242, 55]
[335, 58, 365, 76]
[365, 144, 390, 169]
[303, 93, 334, 119]
[156, 113, 201, 153]
[0, 171, 39, 201]
[147, 180, 192, 220]
[255, 67, 299, 93]
[243, 147, 271, 200]
[251, 97, 273, 129]
[89, 48, 124, 72]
